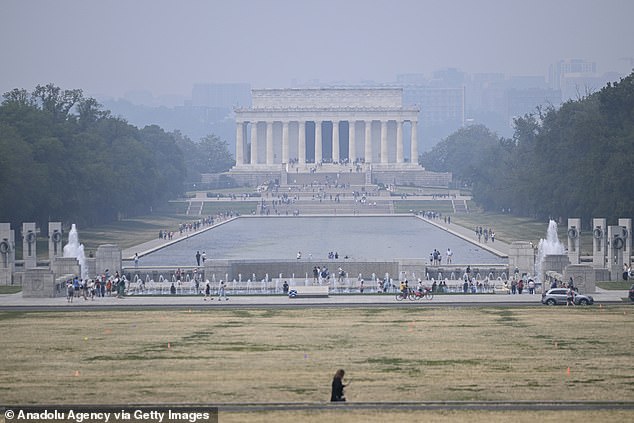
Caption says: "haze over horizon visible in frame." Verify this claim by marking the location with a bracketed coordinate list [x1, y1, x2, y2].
[2, 0, 633, 101]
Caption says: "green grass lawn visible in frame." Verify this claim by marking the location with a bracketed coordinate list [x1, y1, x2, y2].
[0, 286, 21, 294]
[597, 281, 632, 290]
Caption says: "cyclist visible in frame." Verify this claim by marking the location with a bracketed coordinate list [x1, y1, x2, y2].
[400, 280, 409, 297]
[417, 279, 424, 294]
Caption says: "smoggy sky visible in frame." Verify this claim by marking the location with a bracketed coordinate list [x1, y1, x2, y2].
[1, 0, 633, 99]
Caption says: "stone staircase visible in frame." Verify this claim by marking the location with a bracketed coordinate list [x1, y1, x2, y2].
[452, 199, 469, 213]
[186, 201, 204, 216]
[260, 199, 393, 215]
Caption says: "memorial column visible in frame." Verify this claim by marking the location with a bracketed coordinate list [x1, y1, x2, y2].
[315, 120, 322, 164]
[332, 120, 340, 163]
[348, 120, 356, 163]
[396, 120, 404, 163]
[266, 120, 274, 164]
[250, 121, 258, 165]
[410, 120, 418, 165]
[380, 120, 388, 163]
[364, 120, 372, 163]
[235, 121, 244, 165]
[298, 120, 306, 165]
[282, 121, 289, 164]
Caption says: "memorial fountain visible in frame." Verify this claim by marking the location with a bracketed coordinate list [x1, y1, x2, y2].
[535, 220, 567, 285]
[63, 224, 87, 280]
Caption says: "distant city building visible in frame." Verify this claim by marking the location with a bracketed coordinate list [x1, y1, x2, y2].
[395, 72, 466, 149]
[548, 59, 621, 101]
[549, 59, 597, 91]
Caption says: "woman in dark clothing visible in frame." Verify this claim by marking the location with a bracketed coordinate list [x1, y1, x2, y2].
[331, 369, 348, 402]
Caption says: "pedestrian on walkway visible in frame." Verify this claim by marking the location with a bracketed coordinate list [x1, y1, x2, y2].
[218, 280, 228, 301]
[331, 369, 349, 402]
[566, 286, 575, 306]
[203, 280, 211, 301]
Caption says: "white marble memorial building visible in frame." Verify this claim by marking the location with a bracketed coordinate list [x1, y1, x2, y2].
[233, 88, 419, 168]
[226, 87, 451, 187]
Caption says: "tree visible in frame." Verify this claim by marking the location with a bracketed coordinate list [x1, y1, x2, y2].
[176, 133, 235, 184]
[0, 85, 187, 228]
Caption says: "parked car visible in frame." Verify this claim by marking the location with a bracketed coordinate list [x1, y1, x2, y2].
[541, 288, 594, 306]
[629, 284, 634, 302]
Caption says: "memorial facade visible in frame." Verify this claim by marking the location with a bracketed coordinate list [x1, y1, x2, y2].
[233, 88, 420, 169]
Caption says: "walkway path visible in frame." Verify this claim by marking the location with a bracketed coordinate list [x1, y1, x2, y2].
[420, 216, 510, 257]
[0, 287, 627, 309]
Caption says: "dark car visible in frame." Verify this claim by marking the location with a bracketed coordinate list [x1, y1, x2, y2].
[629, 284, 634, 302]
[541, 288, 594, 306]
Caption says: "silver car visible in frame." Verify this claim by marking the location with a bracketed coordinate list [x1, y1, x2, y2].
[541, 288, 594, 306]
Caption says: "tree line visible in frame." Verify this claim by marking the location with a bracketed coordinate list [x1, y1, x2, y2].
[0, 84, 234, 229]
[421, 71, 634, 225]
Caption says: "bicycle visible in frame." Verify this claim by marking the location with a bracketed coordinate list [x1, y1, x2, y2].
[395, 289, 409, 301]
[409, 287, 433, 301]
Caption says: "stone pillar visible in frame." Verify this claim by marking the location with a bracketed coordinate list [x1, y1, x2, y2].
[235, 121, 244, 165]
[592, 218, 607, 268]
[541, 254, 570, 284]
[332, 120, 340, 163]
[0, 223, 15, 285]
[564, 264, 596, 294]
[607, 225, 625, 280]
[96, 244, 122, 277]
[567, 218, 581, 264]
[51, 257, 80, 280]
[380, 120, 388, 163]
[508, 241, 535, 277]
[348, 120, 356, 163]
[266, 121, 274, 165]
[22, 268, 57, 298]
[364, 120, 372, 163]
[410, 121, 418, 165]
[314, 120, 322, 164]
[22, 222, 37, 269]
[298, 121, 306, 165]
[48, 222, 63, 261]
[618, 218, 631, 263]
[250, 121, 258, 165]
[396, 120, 404, 163]
[282, 121, 290, 164]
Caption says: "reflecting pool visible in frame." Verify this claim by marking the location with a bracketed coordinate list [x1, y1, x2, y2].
[138, 216, 505, 267]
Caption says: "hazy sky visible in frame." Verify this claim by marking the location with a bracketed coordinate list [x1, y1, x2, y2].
[1, 0, 633, 99]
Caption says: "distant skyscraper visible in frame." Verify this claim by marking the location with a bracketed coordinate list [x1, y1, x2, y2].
[549, 59, 597, 91]
[396, 73, 465, 148]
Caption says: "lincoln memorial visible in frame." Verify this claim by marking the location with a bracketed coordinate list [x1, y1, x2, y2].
[227, 87, 451, 187]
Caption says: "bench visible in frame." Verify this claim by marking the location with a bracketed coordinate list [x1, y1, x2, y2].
[288, 285, 330, 298]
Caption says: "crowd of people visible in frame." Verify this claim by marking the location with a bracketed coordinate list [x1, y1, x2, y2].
[65, 270, 125, 302]
[474, 226, 495, 243]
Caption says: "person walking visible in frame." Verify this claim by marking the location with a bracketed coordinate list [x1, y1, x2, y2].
[330, 369, 349, 402]
[218, 280, 228, 301]
[66, 280, 74, 303]
[204, 280, 212, 301]
[195, 251, 201, 266]
[566, 286, 576, 307]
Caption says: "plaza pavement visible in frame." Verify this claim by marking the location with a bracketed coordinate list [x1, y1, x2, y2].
[0, 287, 628, 309]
